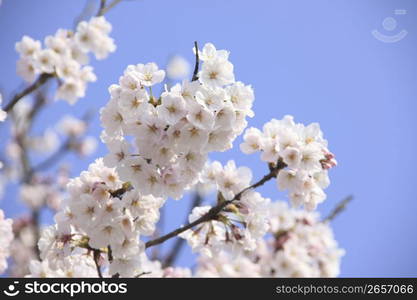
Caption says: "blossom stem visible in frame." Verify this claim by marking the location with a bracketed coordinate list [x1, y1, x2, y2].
[145, 160, 286, 250]
[93, 249, 103, 278]
[191, 41, 199, 81]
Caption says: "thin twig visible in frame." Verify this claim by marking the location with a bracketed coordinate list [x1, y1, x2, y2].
[323, 195, 353, 223]
[145, 160, 286, 249]
[191, 41, 199, 81]
[93, 249, 103, 278]
[96, 0, 122, 16]
[3, 73, 53, 113]
[134, 271, 151, 278]
[162, 192, 203, 267]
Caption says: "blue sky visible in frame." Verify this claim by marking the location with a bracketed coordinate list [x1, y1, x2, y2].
[1, 0, 416, 277]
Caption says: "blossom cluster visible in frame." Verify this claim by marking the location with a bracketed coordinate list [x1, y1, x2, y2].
[100, 43, 254, 200]
[194, 201, 344, 277]
[15, 16, 115, 104]
[179, 160, 270, 257]
[240, 115, 337, 210]
[0, 209, 14, 274]
[195, 251, 260, 277]
[20, 179, 62, 211]
[31, 158, 164, 277]
[26, 253, 97, 278]
[258, 201, 344, 277]
[8, 216, 41, 277]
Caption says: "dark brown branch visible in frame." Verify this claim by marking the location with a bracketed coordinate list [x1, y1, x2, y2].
[323, 195, 353, 223]
[162, 192, 203, 267]
[93, 249, 103, 278]
[145, 160, 286, 249]
[4, 73, 53, 113]
[191, 41, 199, 81]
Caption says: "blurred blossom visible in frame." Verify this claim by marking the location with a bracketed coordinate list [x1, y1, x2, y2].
[0, 209, 13, 275]
[75, 136, 97, 157]
[29, 128, 59, 153]
[20, 179, 64, 211]
[56, 165, 70, 188]
[0, 173, 5, 200]
[13, 97, 31, 118]
[20, 183, 48, 209]
[6, 142, 22, 162]
[46, 192, 62, 211]
[57, 115, 87, 137]
[166, 55, 190, 80]
[10, 216, 38, 277]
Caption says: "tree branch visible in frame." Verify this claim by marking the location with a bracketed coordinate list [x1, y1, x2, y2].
[323, 195, 353, 223]
[4, 73, 53, 113]
[145, 160, 287, 250]
[191, 41, 199, 82]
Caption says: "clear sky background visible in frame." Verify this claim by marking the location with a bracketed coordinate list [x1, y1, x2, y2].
[1, 0, 416, 277]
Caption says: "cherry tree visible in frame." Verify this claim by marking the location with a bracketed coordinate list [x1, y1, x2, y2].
[0, 0, 350, 278]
